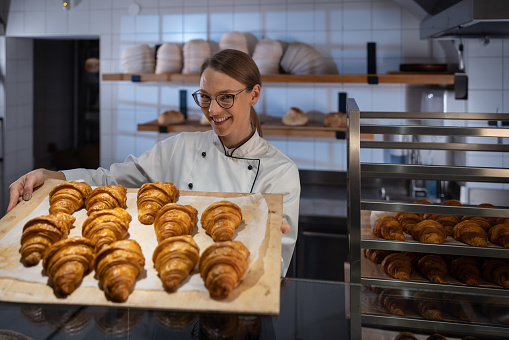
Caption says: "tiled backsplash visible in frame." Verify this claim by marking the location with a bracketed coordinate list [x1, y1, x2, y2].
[1, 0, 508, 213]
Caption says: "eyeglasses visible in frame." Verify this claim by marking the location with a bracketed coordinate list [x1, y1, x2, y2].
[192, 88, 248, 109]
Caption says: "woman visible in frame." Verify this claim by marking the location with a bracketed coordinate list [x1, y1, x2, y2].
[7, 49, 300, 277]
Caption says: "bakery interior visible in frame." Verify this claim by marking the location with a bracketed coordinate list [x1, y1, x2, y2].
[0, 0, 509, 339]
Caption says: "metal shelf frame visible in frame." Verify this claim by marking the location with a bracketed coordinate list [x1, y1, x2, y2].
[346, 98, 509, 339]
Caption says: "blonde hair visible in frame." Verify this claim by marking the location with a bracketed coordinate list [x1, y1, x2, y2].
[200, 49, 263, 137]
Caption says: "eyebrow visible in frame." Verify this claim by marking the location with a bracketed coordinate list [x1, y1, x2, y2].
[198, 89, 238, 95]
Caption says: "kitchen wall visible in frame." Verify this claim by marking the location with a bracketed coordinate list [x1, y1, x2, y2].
[0, 0, 508, 213]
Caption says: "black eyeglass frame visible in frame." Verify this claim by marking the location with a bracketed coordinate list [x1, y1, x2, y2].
[191, 88, 249, 109]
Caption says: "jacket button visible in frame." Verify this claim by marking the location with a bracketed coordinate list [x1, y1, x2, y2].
[248, 165, 253, 170]
[202, 152, 206, 157]
[188, 183, 193, 189]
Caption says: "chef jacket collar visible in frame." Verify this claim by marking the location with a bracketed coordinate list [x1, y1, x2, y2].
[213, 127, 267, 158]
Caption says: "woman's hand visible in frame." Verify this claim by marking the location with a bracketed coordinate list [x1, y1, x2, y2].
[281, 222, 291, 234]
[7, 169, 65, 213]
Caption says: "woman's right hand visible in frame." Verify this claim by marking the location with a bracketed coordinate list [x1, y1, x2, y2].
[7, 169, 65, 214]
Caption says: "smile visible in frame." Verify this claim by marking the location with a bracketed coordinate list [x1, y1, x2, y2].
[212, 116, 230, 123]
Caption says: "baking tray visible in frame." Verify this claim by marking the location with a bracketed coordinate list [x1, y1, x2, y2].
[0, 179, 283, 315]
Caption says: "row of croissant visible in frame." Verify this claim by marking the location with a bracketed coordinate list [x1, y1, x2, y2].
[364, 284, 509, 325]
[392, 331, 480, 340]
[364, 249, 509, 289]
[19, 181, 249, 302]
[20, 304, 258, 338]
[372, 199, 509, 247]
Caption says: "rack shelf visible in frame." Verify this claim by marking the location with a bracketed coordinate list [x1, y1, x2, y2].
[346, 98, 509, 339]
[137, 119, 374, 139]
[102, 73, 456, 85]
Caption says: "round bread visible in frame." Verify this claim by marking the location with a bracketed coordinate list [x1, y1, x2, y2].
[323, 111, 346, 128]
[282, 107, 308, 126]
[158, 110, 185, 125]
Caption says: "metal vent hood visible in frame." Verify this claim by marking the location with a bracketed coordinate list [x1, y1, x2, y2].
[417, 0, 509, 39]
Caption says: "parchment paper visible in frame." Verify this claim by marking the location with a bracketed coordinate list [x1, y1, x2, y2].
[0, 191, 268, 293]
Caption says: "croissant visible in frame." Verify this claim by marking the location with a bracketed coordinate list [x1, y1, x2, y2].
[154, 203, 198, 243]
[428, 214, 460, 236]
[137, 182, 179, 225]
[450, 256, 480, 286]
[463, 216, 492, 232]
[200, 201, 243, 242]
[42, 236, 95, 296]
[372, 216, 405, 241]
[379, 288, 407, 316]
[453, 220, 488, 246]
[488, 223, 509, 248]
[199, 241, 250, 298]
[20, 212, 75, 266]
[414, 198, 433, 219]
[443, 293, 476, 322]
[475, 203, 499, 226]
[393, 332, 418, 340]
[155, 311, 197, 330]
[426, 335, 447, 340]
[82, 208, 132, 251]
[94, 239, 145, 302]
[381, 253, 412, 281]
[395, 212, 421, 234]
[417, 254, 447, 284]
[412, 291, 443, 320]
[85, 185, 127, 214]
[152, 235, 200, 292]
[412, 220, 446, 244]
[49, 181, 92, 215]
[482, 259, 509, 289]
[401, 251, 422, 269]
[363, 248, 390, 264]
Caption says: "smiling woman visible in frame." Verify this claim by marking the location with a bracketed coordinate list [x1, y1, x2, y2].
[7, 49, 300, 278]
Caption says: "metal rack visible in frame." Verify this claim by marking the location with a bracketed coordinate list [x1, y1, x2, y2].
[346, 98, 509, 339]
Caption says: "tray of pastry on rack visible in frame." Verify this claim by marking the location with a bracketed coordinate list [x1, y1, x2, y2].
[0, 179, 283, 315]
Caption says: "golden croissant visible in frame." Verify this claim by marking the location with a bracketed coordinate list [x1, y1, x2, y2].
[94, 239, 145, 302]
[395, 212, 421, 235]
[49, 181, 92, 215]
[488, 223, 509, 248]
[412, 291, 443, 320]
[152, 235, 200, 292]
[82, 208, 132, 251]
[154, 203, 198, 243]
[199, 241, 250, 298]
[137, 182, 179, 225]
[372, 216, 405, 241]
[363, 248, 390, 264]
[482, 259, 509, 289]
[42, 236, 95, 296]
[417, 254, 447, 284]
[85, 185, 127, 214]
[450, 256, 480, 286]
[20, 212, 75, 266]
[412, 220, 446, 244]
[201, 201, 243, 242]
[380, 253, 412, 281]
[453, 220, 488, 246]
[379, 288, 407, 316]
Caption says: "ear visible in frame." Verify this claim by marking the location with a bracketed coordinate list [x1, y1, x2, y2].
[250, 84, 261, 105]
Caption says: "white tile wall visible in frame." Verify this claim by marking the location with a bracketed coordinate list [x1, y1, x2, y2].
[1, 0, 509, 212]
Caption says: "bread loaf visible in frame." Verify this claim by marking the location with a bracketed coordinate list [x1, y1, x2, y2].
[282, 107, 308, 126]
[158, 110, 185, 125]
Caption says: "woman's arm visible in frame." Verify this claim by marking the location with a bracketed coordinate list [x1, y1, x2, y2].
[7, 169, 65, 213]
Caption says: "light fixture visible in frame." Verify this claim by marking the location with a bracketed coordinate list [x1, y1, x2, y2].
[62, 1, 70, 10]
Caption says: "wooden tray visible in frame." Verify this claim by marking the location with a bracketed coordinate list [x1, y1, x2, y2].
[0, 179, 283, 315]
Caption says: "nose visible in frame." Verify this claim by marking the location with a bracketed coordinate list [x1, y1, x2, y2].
[208, 98, 223, 114]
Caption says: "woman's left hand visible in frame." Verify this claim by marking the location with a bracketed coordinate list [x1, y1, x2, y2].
[281, 222, 290, 234]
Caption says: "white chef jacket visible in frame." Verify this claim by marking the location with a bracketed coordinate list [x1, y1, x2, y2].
[62, 130, 300, 277]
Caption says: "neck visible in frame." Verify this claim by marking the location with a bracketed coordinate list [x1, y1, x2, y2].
[220, 125, 255, 149]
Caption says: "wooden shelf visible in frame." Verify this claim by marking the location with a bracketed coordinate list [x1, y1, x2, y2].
[103, 73, 455, 85]
[137, 119, 374, 139]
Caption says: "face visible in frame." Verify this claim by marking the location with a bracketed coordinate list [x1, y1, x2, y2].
[199, 68, 260, 148]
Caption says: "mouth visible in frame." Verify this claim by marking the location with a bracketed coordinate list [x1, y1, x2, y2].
[211, 116, 231, 124]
